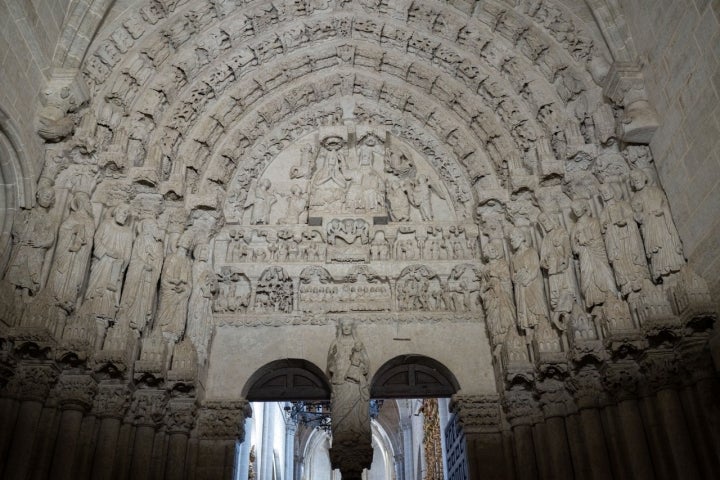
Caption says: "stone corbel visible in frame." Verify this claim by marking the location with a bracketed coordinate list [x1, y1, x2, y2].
[602, 62, 659, 144]
[37, 69, 90, 143]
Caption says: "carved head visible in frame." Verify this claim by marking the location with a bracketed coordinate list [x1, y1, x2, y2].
[258, 178, 272, 191]
[339, 319, 354, 336]
[536, 212, 557, 233]
[484, 240, 503, 261]
[114, 204, 130, 225]
[36, 185, 55, 209]
[571, 200, 589, 219]
[509, 227, 528, 251]
[629, 169, 648, 191]
[194, 243, 210, 262]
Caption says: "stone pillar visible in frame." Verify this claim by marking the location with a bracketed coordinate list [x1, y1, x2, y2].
[260, 402, 274, 480]
[91, 384, 131, 480]
[602, 360, 654, 480]
[504, 389, 539, 480]
[236, 416, 254, 480]
[572, 366, 612, 480]
[194, 400, 251, 480]
[49, 373, 97, 480]
[451, 394, 510, 480]
[164, 398, 197, 480]
[641, 351, 700, 479]
[536, 378, 574, 480]
[400, 416, 413, 480]
[284, 420, 297, 480]
[0, 396, 19, 474]
[2, 363, 58, 480]
[393, 454, 405, 480]
[128, 390, 167, 480]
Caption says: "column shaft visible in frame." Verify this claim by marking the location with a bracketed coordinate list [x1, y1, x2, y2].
[50, 408, 85, 480]
[2, 400, 43, 479]
[578, 408, 612, 480]
[91, 417, 122, 480]
[130, 425, 156, 480]
[165, 433, 189, 480]
[616, 399, 654, 480]
[655, 389, 700, 478]
[512, 425, 537, 480]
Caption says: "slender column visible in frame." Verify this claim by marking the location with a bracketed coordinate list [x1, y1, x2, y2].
[91, 384, 131, 480]
[603, 360, 654, 480]
[536, 378, 573, 480]
[572, 366, 612, 480]
[29, 401, 60, 480]
[400, 416, 413, 480]
[260, 402, 274, 480]
[128, 390, 167, 480]
[164, 398, 197, 480]
[114, 420, 134, 480]
[2, 363, 58, 480]
[75, 414, 98, 480]
[504, 389, 539, 480]
[49, 373, 97, 480]
[0, 396, 19, 473]
[194, 400, 250, 480]
[393, 454, 405, 480]
[284, 420, 297, 480]
[451, 395, 509, 480]
[236, 416, 254, 480]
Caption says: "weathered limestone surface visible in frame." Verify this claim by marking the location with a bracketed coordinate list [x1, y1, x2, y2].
[0, 1, 718, 479]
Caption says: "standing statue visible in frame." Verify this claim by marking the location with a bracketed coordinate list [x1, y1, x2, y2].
[509, 228, 549, 341]
[629, 169, 685, 280]
[81, 205, 134, 322]
[4, 183, 57, 300]
[118, 218, 165, 333]
[570, 200, 618, 308]
[279, 185, 308, 224]
[327, 319, 370, 438]
[154, 234, 193, 344]
[310, 135, 349, 208]
[599, 184, 649, 295]
[480, 241, 516, 356]
[245, 179, 277, 225]
[345, 134, 385, 213]
[45, 192, 95, 313]
[537, 212, 576, 322]
[409, 175, 445, 221]
[186, 243, 218, 366]
[386, 179, 411, 222]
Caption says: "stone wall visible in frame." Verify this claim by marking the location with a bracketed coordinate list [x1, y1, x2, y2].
[621, 0, 720, 302]
[0, 0, 73, 174]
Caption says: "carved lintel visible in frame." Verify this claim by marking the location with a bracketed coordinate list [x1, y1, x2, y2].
[450, 394, 502, 434]
[92, 383, 132, 419]
[601, 360, 641, 402]
[195, 400, 251, 441]
[3, 363, 59, 402]
[602, 62, 659, 144]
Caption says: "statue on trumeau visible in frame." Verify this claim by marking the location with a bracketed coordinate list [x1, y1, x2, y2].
[154, 234, 193, 344]
[119, 218, 165, 333]
[570, 199, 617, 308]
[629, 169, 685, 280]
[327, 319, 370, 438]
[599, 184, 649, 296]
[45, 191, 95, 313]
[4, 181, 58, 300]
[81, 205, 134, 322]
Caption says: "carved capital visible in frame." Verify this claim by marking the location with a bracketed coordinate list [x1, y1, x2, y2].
[196, 400, 251, 440]
[640, 350, 679, 394]
[129, 389, 167, 427]
[567, 366, 607, 409]
[93, 383, 131, 419]
[503, 389, 540, 427]
[53, 373, 97, 411]
[601, 360, 641, 402]
[536, 378, 575, 417]
[166, 398, 197, 434]
[4, 363, 59, 402]
[450, 394, 502, 434]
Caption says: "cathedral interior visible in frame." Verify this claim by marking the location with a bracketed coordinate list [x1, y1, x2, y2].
[1, 0, 720, 479]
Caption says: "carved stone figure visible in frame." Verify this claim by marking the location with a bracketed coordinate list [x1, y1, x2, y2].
[599, 184, 649, 296]
[386, 179, 411, 221]
[214, 267, 251, 313]
[254, 267, 293, 313]
[186, 244, 218, 365]
[310, 135, 348, 209]
[155, 234, 193, 343]
[480, 241, 516, 354]
[290, 143, 316, 179]
[629, 170, 685, 280]
[369, 231, 391, 261]
[81, 205, 133, 322]
[345, 134, 385, 214]
[118, 218, 165, 333]
[45, 192, 95, 313]
[537, 212, 576, 317]
[397, 265, 440, 311]
[279, 185, 308, 224]
[327, 319, 370, 438]
[509, 228, 549, 339]
[409, 175, 445, 221]
[570, 200, 618, 308]
[245, 179, 277, 225]
[4, 183, 57, 299]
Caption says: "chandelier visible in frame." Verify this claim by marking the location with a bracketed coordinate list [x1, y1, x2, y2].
[284, 400, 384, 432]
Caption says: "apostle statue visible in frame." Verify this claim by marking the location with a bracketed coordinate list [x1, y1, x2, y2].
[509, 227, 549, 341]
[570, 199, 618, 308]
[537, 212, 576, 326]
[154, 234, 193, 344]
[45, 191, 95, 313]
[629, 169, 685, 280]
[245, 178, 277, 225]
[599, 184, 649, 295]
[186, 243, 218, 366]
[480, 240, 516, 357]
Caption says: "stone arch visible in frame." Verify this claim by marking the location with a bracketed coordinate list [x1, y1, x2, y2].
[371, 354, 460, 399]
[243, 358, 331, 401]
